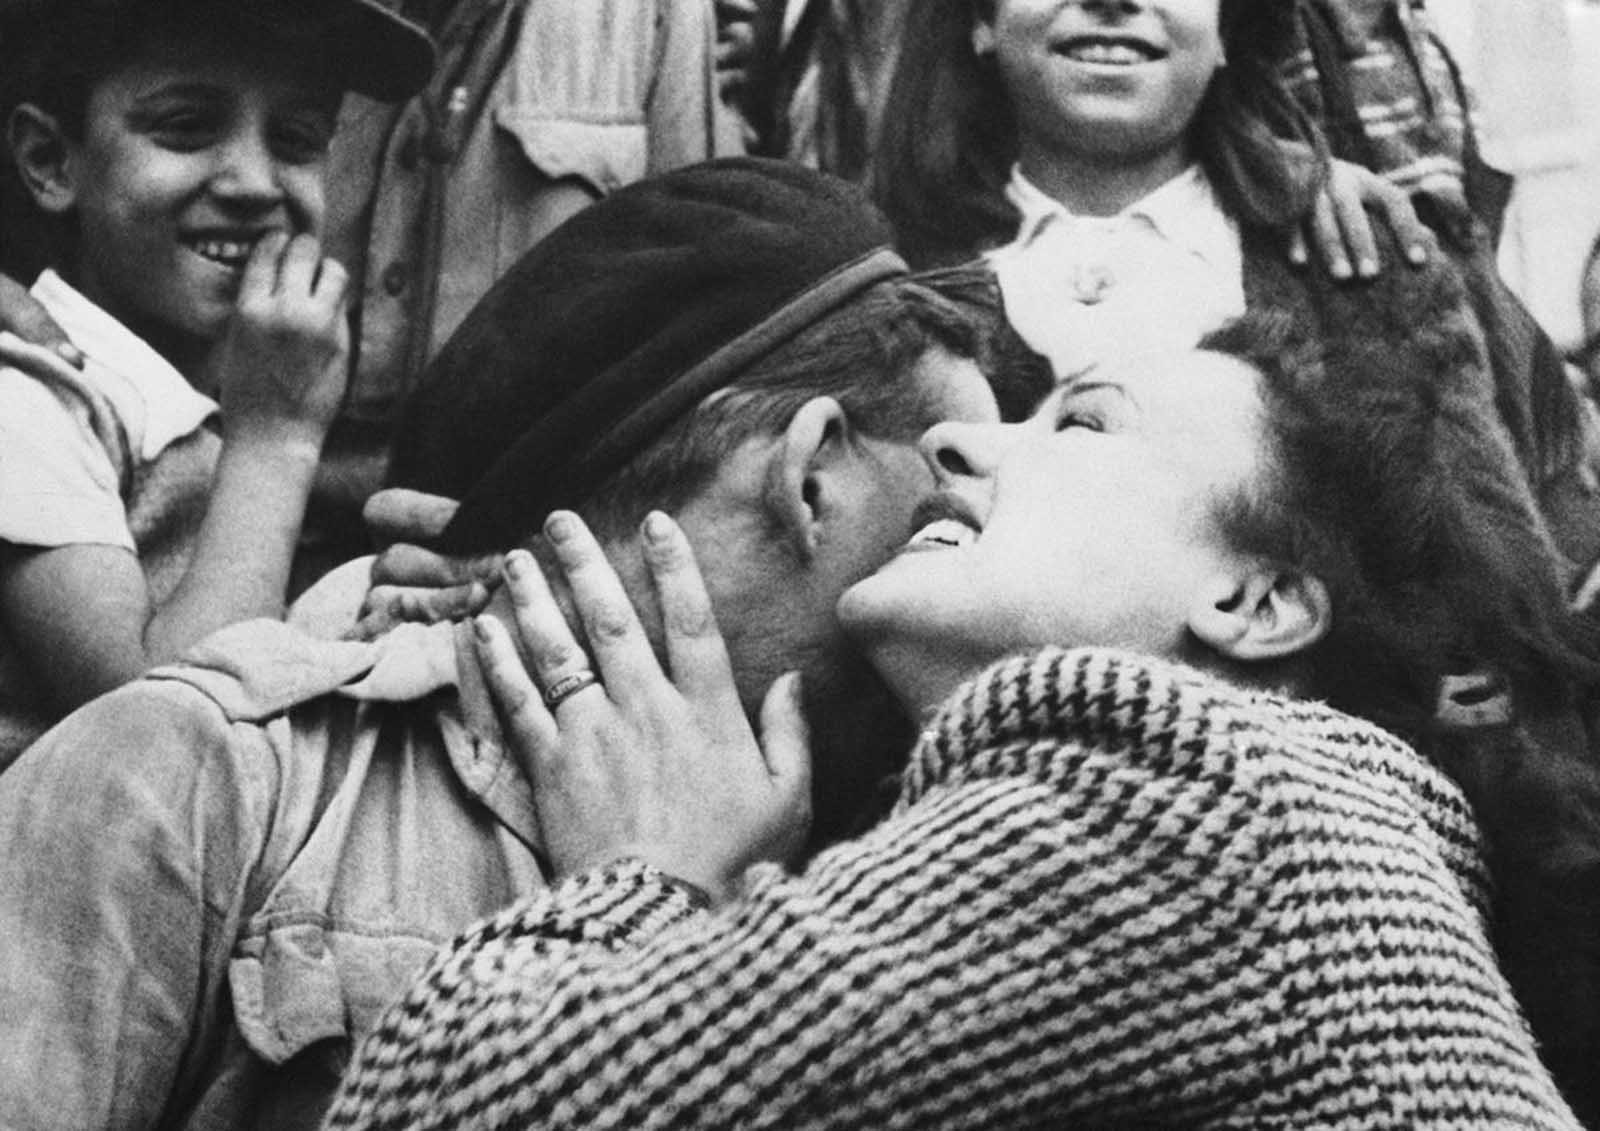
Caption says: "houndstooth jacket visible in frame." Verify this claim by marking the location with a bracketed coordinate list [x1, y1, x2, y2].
[328, 646, 1581, 1129]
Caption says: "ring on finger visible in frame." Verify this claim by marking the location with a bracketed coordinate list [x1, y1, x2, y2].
[543, 669, 601, 710]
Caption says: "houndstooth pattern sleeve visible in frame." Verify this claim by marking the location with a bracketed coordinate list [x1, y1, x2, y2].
[326, 647, 1579, 1130]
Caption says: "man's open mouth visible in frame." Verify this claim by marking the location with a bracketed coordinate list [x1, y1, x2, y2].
[904, 496, 982, 551]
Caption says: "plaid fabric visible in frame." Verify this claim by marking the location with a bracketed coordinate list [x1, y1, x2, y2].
[1282, 0, 1491, 219]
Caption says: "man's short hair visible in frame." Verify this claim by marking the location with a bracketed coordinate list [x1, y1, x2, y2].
[580, 275, 983, 541]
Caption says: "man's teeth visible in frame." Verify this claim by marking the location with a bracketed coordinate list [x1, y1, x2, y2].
[189, 239, 254, 266]
[1064, 42, 1152, 65]
[909, 519, 977, 549]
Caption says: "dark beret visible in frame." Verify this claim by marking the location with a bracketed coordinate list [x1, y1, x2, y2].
[388, 157, 907, 553]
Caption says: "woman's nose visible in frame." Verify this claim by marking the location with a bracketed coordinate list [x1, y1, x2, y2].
[919, 420, 1007, 483]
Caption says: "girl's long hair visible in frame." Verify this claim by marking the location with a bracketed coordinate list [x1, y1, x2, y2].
[873, 0, 1325, 267]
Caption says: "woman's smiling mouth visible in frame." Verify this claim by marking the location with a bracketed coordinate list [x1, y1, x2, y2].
[1053, 35, 1166, 66]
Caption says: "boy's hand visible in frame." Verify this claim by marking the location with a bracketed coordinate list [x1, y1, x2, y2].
[211, 232, 350, 447]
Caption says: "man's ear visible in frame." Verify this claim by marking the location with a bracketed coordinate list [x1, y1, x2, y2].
[764, 395, 850, 563]
[7, 104, 78, 216]
[1188, 566, 1331, 662]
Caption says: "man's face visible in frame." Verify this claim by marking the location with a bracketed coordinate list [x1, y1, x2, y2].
[678, 348, 1002, 845]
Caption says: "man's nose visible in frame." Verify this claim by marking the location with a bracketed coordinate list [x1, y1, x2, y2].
[918, 420, 1006, 483]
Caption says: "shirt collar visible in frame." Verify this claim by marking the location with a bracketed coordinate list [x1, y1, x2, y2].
[337, 618, 544, 853]
[32, 270, 217, 461]
[1003, 163, 1240, 277]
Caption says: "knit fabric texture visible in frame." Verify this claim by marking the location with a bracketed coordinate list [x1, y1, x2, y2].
[327, 647, 1580, 1130]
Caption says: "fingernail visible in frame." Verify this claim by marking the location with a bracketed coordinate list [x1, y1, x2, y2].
[1407, 244, 1427, 265]
[546, 511, 577, 543]
[643, 511, 673, 543]
[473, 615, 492, 642]
[1357, 258, 1378, 278]
[1332, 261, 1351, 280]
[55, 343, 85, 368]
[505, 549, 531, 579]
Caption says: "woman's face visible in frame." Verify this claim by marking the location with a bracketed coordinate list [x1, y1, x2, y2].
[839, 347, 1266, 715]
[979, 0, 1225, 170]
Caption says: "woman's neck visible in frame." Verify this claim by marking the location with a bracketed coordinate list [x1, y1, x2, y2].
[1016, 142, 1192, 218]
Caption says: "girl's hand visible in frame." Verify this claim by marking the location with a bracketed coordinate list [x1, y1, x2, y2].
[1289, 158, 1437, 280]
[210, 231, 350, 445]
[474, 510, 812, 905]
[715, 0, 762, 97]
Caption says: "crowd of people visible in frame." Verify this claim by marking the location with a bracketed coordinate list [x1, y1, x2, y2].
[0, 0, 1597, 1127]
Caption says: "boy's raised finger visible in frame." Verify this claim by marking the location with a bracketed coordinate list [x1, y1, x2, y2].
[278, 232, 324, 296]
[640, 511, 737, 709]
[543, 511, 658, 700]
[239, 231, 290, 305]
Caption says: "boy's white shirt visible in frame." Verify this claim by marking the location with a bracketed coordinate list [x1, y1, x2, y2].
[986, 164, 1247, 378]
[0, 271, 216, 551]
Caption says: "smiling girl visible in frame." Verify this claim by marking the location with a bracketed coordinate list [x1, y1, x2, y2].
[872, 0, 1445, 377]
[0, 0, 432, 768]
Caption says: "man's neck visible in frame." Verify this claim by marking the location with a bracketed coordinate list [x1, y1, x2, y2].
[1016, 143, 1191, 218]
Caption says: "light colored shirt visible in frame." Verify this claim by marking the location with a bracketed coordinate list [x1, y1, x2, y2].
[0, 616, 546, 1129]
[0, 271, 215, 552]
[0, 272, 219, 768]
[986, 165, 1246, 378]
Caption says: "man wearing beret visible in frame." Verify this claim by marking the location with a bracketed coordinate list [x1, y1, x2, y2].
[0, 159, 1041, 1129]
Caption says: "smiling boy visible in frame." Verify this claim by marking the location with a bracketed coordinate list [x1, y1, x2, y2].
[0, 0, 432, 768]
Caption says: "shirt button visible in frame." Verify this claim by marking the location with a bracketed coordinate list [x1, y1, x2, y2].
[382, 263, 409, 296]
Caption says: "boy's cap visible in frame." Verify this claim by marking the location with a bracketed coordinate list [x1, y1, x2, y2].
[0, 0, 434, 105]
[239, 0, 435, 102]
[387, 157, 908, 553]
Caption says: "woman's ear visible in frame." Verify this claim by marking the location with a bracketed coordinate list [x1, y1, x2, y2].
[1188, 567, 1331, 662]
[764, 395, 850, 564]
[7, 104, 78, 216]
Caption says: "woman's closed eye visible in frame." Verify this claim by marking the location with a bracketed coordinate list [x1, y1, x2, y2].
[1054, 409, 1104, 433]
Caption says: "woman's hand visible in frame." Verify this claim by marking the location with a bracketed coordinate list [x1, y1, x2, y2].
[350, 489, 500, 640]
[474, 509, 812, 905]
[1289, 158, 1437, 279]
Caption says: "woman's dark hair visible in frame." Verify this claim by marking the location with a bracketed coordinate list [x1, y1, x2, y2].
[873, 0, 1326, 267]
[1202, 302, 1600, 1121]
